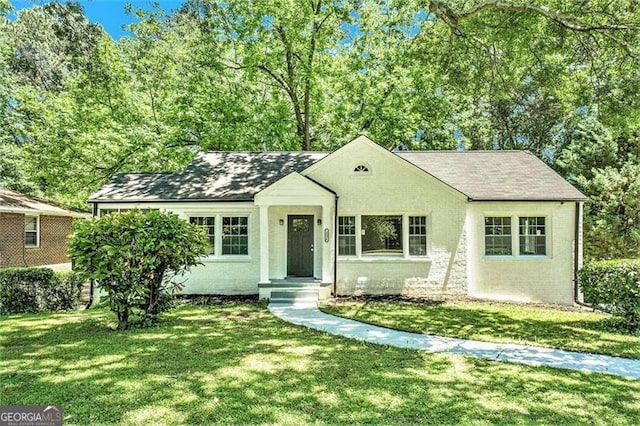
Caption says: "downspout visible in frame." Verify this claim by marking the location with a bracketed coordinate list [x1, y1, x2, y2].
[85, 202, 98, 310]
[573, 201, 581, 304]
[333, 195, 339, 297]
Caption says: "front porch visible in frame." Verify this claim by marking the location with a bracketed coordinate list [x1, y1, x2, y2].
[254, 172, 337, 301]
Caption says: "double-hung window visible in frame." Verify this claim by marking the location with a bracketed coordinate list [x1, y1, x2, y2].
[484, 217, 512, 256]
[484, 215, 547, 257]
[189, 216, 215, 255]
[519, 217, 546, 255]
[338, 216, 356, 256]
[222, 216, 249, 255]
[408, 216, 428, 256]
[25, 215, 39, 248]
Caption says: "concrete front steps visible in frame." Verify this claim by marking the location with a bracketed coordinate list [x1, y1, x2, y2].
[259, 279, 329, 307]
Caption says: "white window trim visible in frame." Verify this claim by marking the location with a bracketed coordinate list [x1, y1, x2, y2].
[187, 213, 251, 260]
[337, 213, 430, 260]
[25, 215, 40, 248]
[483, 214, 551, 260]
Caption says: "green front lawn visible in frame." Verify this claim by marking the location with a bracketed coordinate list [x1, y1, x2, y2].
[1, 302, 639, 424]
[321, 297, 640, 359]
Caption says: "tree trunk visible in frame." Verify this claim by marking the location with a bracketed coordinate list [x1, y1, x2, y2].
[117, 308, 129, 330]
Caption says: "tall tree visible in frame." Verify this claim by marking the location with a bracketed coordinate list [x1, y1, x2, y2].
[6, 0, 103, 92]
[181, 0, 354, 150]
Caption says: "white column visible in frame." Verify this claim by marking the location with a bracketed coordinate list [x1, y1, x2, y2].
[259, 205, 270, 283]
[321, 203, 333, 283]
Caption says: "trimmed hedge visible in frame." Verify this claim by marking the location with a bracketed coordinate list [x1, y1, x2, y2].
[578, 259, 640, 331]
[0, 268, 85, 315]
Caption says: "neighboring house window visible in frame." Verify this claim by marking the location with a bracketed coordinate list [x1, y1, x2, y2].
[189, 216, 215, 255]
[485, 217, 512, 256]
[519, 217, 546, 255]
[222, 216, 249, 255]
[361, 215, 402, 255]
[25, 215, 39, 248]
[353, 164, 369, 173]
[408, 216, 428, 256]
[338, 216, 356, 256]
[99, 209, 118, 216]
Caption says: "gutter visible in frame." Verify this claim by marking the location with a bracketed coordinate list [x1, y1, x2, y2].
[0, 207, 88, 218]
[333, 195, 339, 297]
[573, 201, 582, 304]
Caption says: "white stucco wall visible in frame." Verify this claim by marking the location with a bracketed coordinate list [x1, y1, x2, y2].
[466, 201, 579, 305]
[93, 139, 582, 305]
[304, 139, 469, 296]
[94, 202, 260, 295]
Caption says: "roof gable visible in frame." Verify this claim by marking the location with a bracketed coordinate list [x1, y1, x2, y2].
[255, 172, 335, 206]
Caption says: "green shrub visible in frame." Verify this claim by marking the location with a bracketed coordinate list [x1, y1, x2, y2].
[68, 210, 208, 330]
[578, 259, 640, 331]
[0, 268, 84, 314]
[47, 272, 85, 311]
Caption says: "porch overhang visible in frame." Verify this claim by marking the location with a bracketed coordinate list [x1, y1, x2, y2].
[254, 172, 335, 207]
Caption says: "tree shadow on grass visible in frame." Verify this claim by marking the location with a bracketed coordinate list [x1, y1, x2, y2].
[1, 303, 640, 424]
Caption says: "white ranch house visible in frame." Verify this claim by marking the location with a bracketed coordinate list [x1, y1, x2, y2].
[90, 136, 586, 305]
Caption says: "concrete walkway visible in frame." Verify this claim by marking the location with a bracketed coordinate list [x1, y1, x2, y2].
[268, 303, 640, 380]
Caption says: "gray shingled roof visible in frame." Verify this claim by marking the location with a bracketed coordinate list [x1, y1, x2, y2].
[0, 187, 88, 217]
[397, 151, 586, 201]
[90, 151, 328, 202]
[90, 149, 586, 203]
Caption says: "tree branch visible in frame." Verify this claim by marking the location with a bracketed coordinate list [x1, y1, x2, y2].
[428, 0, 638, 57]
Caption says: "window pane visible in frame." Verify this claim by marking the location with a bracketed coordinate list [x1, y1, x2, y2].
[25, 232, 37, 247]
[338, 216, 356, 256]
[189, 216, 215, 255]
[292, 218, 310, 233]
[519, 217, 546, 255]
[361, 215, 402, 255]
[25, 216, 37, 231]
[222, 216, 248, 255]
[409, 216, 427, 256]
[485, 217, 512, 255]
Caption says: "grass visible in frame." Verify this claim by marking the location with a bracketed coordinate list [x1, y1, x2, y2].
[0, 302, 639, 424]
[321, 297, 640, 359]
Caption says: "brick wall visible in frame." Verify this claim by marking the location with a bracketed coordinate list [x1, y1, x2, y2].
[0, 213, 73, 268]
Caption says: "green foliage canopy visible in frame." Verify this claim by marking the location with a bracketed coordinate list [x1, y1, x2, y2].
[2, 0, 640, 258]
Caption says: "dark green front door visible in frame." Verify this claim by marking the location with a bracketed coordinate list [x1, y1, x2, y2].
[287, 215, 314, 277]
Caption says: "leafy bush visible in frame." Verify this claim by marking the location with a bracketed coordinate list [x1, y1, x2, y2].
[0, 268, 84, 314]
[68, 210, 208, 330]
[578, 259, 640, 331]
[49, 272, 85, 311]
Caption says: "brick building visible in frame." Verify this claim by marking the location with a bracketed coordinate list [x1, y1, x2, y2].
[0, 187, 88, 269]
